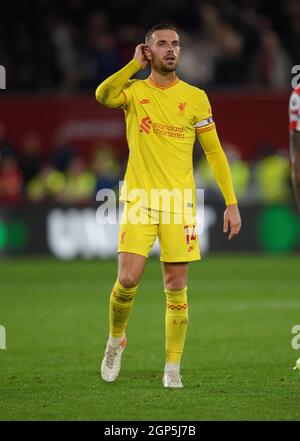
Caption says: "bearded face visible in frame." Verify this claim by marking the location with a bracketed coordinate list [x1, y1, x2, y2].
[144, 29, 181, 73]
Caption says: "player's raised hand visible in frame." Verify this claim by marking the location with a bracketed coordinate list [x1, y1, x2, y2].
[133, 44, 150, 69]
[223, 204, 241, 240]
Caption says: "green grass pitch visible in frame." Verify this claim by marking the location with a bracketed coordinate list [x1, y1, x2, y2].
[0, 255, 300, 421]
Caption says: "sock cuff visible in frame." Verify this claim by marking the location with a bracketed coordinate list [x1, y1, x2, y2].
[114, 279, 139, 296]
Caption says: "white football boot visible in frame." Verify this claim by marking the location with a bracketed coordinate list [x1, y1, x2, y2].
[162, 369, 184, 388]
[101, 336, 126, 382]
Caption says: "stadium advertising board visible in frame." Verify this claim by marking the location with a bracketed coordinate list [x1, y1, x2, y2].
[1, 204, 299, 258]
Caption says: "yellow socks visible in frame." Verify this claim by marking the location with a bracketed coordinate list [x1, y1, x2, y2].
[109, 280, 188, 369]
[109, 279, 138, 341]
[165, 287, 188, 369]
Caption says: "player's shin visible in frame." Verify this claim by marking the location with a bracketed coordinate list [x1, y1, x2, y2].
[109, 279, 138, 345]
[164, 287, 188, 372]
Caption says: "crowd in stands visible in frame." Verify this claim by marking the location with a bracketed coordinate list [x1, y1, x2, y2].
[0, 122, 293, 207]
[0, 0, 296, 206]
[0, 0, 299, 92]
[0, 122, 121, 205]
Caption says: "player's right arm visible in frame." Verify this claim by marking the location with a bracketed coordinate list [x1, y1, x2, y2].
[95, 44, 148, 108]
[289, 88, 300, 211]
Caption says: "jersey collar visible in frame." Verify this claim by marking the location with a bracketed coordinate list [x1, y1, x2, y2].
[146, 76, 180, 90]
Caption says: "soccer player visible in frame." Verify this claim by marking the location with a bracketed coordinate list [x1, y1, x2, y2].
[95, 24, 241, 388]
[289, 86, 300, 210]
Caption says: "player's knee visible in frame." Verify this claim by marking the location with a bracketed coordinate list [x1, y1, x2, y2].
[118, 274, 139, 289]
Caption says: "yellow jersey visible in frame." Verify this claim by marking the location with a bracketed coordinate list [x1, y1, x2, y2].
[120, 76, 213, 213]
[95, 58, 237, 212]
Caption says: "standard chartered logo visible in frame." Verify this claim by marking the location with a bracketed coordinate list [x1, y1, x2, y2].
[0, 325, 6, 349]
[139, 117, 185, 138]
[139, 117, 152, 134]
[152, 122, 184, 138]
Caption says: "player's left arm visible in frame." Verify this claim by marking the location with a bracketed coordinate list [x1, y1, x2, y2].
[290, 130, 300, 211]
[196, 120, 241, 240]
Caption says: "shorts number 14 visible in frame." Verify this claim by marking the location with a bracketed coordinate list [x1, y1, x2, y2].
[184, 225, 196, 244]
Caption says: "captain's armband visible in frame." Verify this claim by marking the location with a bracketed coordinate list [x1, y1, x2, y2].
[194, 117, 215, 134]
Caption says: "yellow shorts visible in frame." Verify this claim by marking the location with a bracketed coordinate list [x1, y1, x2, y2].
[118, 202, 200, 262]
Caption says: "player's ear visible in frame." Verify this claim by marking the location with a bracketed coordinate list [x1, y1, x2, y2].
[144, 45, 152, 61]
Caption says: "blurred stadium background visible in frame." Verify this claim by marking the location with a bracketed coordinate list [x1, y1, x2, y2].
[1, 0, 300, 421]
[0, 0, 299, 258]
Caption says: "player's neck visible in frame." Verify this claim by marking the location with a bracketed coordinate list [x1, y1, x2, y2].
[149, 70, 178, 87]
